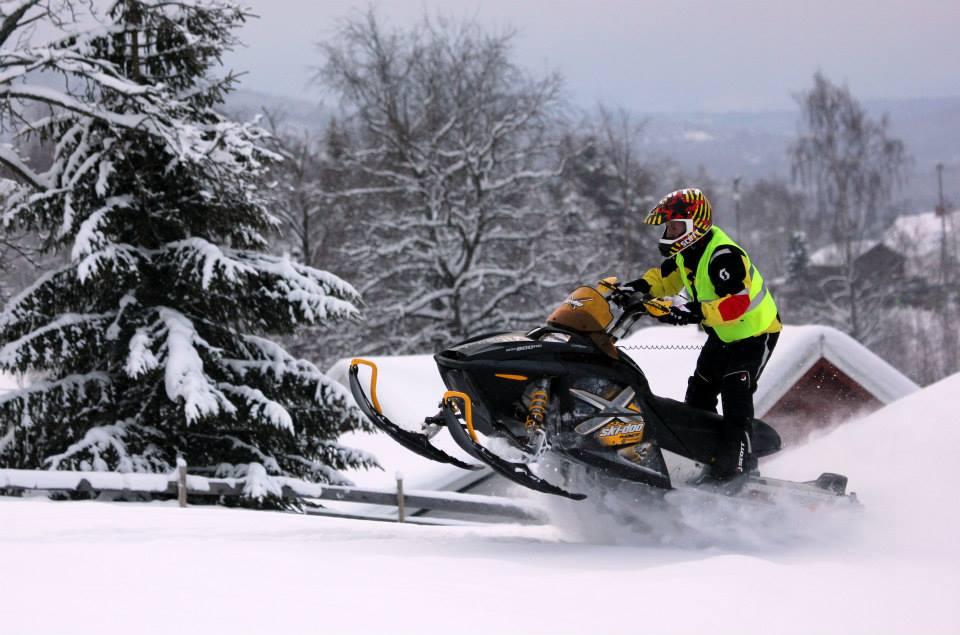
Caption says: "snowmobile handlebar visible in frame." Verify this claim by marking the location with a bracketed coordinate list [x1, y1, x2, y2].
[599, 280, 672, 318]
[598, 280, 675, 341]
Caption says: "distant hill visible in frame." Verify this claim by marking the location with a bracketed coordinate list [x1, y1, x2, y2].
[639, 96, 960, 209]
[224, 88, 960, 209]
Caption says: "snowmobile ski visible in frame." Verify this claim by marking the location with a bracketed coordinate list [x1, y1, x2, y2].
[685, 470, 859, 507]
[740, 472, 859, 506]
[441, 394, 586, 501]
[348, 360, 480, 471]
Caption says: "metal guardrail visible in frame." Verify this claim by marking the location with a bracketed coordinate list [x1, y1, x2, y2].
[0, 467, 546, 524]
[319, 483, 544, 521]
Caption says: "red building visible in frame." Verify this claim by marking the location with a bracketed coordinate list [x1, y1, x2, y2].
[621, 324, 918, 446]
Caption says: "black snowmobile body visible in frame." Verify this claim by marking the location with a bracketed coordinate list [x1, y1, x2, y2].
[348, 280, 855, 504]
[432, 326, 781, 495]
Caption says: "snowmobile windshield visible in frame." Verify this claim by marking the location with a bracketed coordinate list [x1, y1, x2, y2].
[546, 286, 614, 333]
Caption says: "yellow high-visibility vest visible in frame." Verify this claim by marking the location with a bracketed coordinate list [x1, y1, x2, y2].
[676, 227, 777, 342]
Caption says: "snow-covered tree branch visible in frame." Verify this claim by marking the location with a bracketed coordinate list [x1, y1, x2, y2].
[315, 10, 567, 354]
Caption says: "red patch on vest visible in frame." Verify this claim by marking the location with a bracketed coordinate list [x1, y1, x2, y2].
[718, 295, 750, 321]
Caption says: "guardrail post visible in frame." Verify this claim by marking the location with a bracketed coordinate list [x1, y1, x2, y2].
[177, 458, 187, 508]
[396, 471, 405, 523]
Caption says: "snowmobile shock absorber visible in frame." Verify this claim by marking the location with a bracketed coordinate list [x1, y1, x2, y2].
[524, 379, 550, 432]
[350, 359, 382, 414]
[443, 391, 477, 441]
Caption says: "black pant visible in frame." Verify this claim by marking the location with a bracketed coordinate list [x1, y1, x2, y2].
[685, 330, 779, 432]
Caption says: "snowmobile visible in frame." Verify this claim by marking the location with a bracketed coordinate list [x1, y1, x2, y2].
[348, 279, 858, 507]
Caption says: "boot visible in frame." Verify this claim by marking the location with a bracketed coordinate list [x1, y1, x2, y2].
[710, 424, 756, 482]
[714, 370, 758, 480]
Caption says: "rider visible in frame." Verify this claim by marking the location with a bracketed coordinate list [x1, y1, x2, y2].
[623, 188, 781, 482]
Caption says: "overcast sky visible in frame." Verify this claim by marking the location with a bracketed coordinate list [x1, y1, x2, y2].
[222, 0, 959, 113]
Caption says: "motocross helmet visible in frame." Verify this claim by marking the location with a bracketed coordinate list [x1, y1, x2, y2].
[644, 188, 713, 257]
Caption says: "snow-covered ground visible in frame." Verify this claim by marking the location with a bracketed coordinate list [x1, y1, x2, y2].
[3, 373, 959, 634]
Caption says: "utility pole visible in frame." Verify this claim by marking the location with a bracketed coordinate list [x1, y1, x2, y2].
[934, 162, 957, 377]
[733, 176, 742, 238]
[936, 163, 947, 285]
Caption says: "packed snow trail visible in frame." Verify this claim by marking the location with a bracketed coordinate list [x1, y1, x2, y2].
[2, 373, 959, 634]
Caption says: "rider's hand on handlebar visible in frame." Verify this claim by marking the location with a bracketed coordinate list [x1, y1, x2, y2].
[606, 280, 652, 311]
[622, 278, 652, 295]
[656, 302, 703, 326]
[613, 289, 651, 311]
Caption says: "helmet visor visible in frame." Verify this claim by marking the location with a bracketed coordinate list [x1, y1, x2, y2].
[662, 219, 692, 241]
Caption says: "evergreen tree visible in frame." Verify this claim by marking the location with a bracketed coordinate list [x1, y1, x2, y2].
[0, 0, 376, 501]
[786, 230, 810, 282]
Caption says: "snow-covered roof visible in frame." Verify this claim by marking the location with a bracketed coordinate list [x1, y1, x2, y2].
[747, 324, 919, 413]
[808, 209, 958, 275]
[618, 324, 917, 415]
[886, 208, 959, 244]
[330, 324, 918, 492]
[808, 240, 881, 266]
[883, 208, 959, 276]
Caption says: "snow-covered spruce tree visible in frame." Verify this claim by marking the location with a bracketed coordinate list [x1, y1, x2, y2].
[0, 0, 376, 502]
[786, 231, 810, 282]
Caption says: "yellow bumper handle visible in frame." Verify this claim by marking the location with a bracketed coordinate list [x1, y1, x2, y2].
[443, 390, 477, 442]
[644, 298, 673, 317]
[350, 358, 382, 414]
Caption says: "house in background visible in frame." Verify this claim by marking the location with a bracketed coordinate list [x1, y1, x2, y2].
[772, 240, 906, 313]
[806, 240, 906, 281]
[328, 323, 918, 502]
[776, 208, 958, 310]
[884, 208, 959, 278]
[614, 324, 917, 444]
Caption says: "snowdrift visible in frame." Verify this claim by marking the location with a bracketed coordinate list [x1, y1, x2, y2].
[764, 370, 960, 558]
[1, 375, 957, 634]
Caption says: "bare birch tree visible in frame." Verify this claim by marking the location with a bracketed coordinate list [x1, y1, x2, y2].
[790, 72, 907, 343]
[262, 112, 353, 271]
[594, 105, 655, 270]
[316, 11, 565, 354]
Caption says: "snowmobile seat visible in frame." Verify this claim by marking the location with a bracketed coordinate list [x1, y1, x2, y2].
[646, 395, 782, 463]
